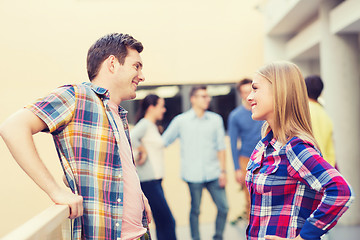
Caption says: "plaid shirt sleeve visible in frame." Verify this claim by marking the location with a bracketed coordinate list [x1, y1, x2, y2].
[286, 138, 355, 239]
[25, 85, 78, 197]
[25, 85, 76, 133]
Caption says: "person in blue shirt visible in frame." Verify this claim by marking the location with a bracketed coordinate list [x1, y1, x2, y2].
[227, 78, 263, 220]
[162, 85, 229, 240]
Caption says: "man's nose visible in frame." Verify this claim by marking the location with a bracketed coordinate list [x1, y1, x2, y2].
[138, 71, 145, 82]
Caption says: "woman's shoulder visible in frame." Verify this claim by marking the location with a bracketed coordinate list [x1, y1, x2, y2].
[132, 118, 152, 131]
[286, 135, 317, 150]
[284, 135, 322, 161]
[136, 118, 150, 125]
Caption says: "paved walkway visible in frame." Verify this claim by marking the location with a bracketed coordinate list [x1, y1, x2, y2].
[150, 221, 360, 240]
[150, 221, 246, 240]
[176, 221, 247, 240]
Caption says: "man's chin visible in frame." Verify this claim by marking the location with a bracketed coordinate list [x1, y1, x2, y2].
[121, 93, 136, 102]
[129, 92, 137, 100]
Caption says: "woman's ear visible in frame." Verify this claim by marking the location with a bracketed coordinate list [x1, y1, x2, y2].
[147, 104, 155, 113]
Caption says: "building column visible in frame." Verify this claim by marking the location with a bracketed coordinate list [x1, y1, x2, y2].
[294, 59, 321, 78]
[181, 85, 192, 112]
[319, 0, 360, 225]
[264, 36, 288, 62]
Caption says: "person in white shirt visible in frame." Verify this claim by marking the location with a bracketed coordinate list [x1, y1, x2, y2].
[131, 94, 176, 240]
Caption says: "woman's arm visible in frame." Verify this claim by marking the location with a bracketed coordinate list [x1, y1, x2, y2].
[287, 139, 354, 239]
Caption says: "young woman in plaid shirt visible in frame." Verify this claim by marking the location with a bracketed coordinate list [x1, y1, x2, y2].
[245, 61, 354, 240]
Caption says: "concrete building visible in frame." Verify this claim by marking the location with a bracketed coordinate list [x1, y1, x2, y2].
[259, 0, 360, 225]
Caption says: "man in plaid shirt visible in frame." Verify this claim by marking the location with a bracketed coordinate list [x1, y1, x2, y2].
[0, 33, 152, 240]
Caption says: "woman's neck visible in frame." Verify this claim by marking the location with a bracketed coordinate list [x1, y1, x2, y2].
[144, 114, 156, 123]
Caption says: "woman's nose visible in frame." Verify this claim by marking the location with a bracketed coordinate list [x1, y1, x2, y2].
[247, 91, 254, 102]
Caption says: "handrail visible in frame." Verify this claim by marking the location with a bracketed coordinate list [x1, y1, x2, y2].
[2, 204, 70, 240]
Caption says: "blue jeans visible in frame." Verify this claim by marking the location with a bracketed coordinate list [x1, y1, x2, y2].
[187, 179, 229, 240]
[141, 179, 177, 240]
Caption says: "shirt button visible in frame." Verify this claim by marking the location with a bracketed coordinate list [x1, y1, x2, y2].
[117, 198, 121, 203]
[116, 223, 119, 227]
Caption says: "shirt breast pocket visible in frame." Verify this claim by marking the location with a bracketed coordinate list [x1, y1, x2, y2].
[252, 164, 280, 195]
[202, 126, 217, 140]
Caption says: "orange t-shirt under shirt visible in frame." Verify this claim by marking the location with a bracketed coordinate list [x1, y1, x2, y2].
[108, 101, 146, 240]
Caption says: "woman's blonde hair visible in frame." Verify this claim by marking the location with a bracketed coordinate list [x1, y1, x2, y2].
[257, 61, 319, 148]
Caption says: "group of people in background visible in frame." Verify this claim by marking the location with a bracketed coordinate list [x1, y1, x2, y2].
[131, 67, 352, 240]
[132, 85, 228, 240]
[0, 32, 354, 240]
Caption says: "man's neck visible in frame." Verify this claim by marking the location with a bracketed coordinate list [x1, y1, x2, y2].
[192, 107, 206, 118]
[91, 78, 122, 105]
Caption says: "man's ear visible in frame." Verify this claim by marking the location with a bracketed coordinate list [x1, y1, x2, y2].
[190, 95, 195, 105]
[105, 55, 117, 73]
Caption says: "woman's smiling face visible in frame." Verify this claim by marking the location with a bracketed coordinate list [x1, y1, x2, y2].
[247, 73, 274, 124]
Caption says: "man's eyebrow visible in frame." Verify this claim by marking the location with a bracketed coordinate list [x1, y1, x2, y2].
[137, 61, 143, 68]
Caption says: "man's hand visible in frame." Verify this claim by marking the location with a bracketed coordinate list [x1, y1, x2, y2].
[50, 188, 84, 219]
[265, 235, 304, 240]
[217, 149, 227, 188]
[218, 172, 227, 188]
[142, 193, 152, 224]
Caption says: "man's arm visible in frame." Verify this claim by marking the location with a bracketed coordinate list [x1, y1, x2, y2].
[142, 192, 152, 224]
[217, 149, 227, 188]
[162, 117, 180, 147]
[227, 112, 241, 170]
[0, 109, 83, 219]
[215, 115, 227, 187]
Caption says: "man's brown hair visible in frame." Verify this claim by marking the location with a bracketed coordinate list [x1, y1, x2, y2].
[87, 33, 143, 81]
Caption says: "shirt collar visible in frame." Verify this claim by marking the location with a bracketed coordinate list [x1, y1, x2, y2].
[262, 130, 282, 151]
[83, 82, 127, 115]
[189, 108, 209, 119]
[83, 82, 110, 100]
